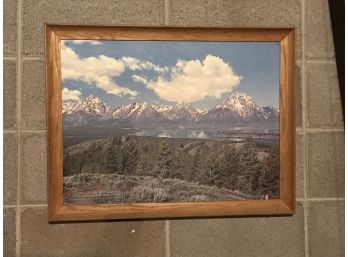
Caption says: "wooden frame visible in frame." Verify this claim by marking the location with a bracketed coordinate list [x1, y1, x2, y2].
[45, 25, 295, 222]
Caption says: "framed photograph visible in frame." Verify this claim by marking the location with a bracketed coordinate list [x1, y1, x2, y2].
[45, 25, 295, 222]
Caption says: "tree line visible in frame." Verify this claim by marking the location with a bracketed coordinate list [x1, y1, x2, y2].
[101, 136, 280, 198]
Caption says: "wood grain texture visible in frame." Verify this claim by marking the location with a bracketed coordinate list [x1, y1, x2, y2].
[279, 29, 296, 212]
[45, 25, 296, 222]
[49, 25, 292, 41]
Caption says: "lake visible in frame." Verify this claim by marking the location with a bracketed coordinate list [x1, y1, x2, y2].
[63, 126, 279, 148]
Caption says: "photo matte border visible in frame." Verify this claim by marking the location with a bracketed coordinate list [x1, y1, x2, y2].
[45, 25, 295, 222]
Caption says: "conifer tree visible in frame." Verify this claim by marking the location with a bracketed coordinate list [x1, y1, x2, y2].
[154, 142, 172, 178]
[260, 142, 280, 198]
[122, 141, 139, 175]
[237, 137, 262, 194]
[103, 142, 123, 173]
[201, 151, 221, 186]
[220, 144, 239, 190]
[155, 142, 184, 179]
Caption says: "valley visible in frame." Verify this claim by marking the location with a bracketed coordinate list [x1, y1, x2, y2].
[62, 91, 280, 204]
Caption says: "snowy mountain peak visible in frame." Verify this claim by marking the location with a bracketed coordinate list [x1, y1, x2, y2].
[63, 95, 106, 115]
[164, 102, 200, 122]
[62, 95, 108, 125]
[196, 108, 208, 115]
[175, 102, 192, 108]
[213, 92, 257, 118]
[223, 92, 257, 109]
[84, 94, 102, 103]
[154, 104, 172, 114]
[63, 93, 279, 126]
[111, 101, 162, 122]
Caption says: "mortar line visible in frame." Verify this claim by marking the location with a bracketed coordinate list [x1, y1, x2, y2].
[165, 220, 170, 257]
[4, 56, 16, 61]
[307, 197, 345, 202]
[306, 128, 344, 133]
[3, 130, 17, 134]
[300, 1, 309, 257]
[19, 203, 48, 208]
[306, 58, 336, 62]
[22, 56, 44, 61]
[15, 0, 23, 256]
[164, 0, 169, 25]
[21, 129, 46, 134]
[4, 205, 17, 208]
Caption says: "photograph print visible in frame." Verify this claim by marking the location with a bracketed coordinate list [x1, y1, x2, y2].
[61, 39, 280, 205]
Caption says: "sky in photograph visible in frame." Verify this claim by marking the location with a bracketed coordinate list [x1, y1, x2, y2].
[61, 40, 280, 108]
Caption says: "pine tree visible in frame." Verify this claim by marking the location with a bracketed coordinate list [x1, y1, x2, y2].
[122, 141, 139, 175]
[154, 142, 184, 179]
[187, 152, 199, 181]
[192, 145, 209, 184]
[237, 137, 262, 195]
[135, 157, 147, 176]
[260, 142, 280, 198]
[103, 142, 123, 174]
[156, 142, 171, 178]
[219, 144, 239, 190]
[171, 156, 184, 179]
[201, 151, 221, 186]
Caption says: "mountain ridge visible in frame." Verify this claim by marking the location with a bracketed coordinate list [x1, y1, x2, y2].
[62, 92, 279, 126]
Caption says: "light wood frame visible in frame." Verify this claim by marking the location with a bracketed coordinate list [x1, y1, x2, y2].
[45, 25, 295, 222]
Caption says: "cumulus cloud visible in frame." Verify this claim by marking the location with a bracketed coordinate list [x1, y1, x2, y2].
[122, 56, 169, 73]
[132, 75, 148, 84]
[146, 55, 242, 103]
[70, 40, 103, 45]
[62, 88, 82, 101]
[61, 42, 137, 96]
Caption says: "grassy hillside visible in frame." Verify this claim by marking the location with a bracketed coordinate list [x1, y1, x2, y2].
[64, 173, 257, 204]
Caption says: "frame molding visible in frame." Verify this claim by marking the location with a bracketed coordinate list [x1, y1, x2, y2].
[45, 25, 295, 222]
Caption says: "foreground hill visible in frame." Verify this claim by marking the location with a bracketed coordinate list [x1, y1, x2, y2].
[63, 135, 280, 200]
[64, 174, 256, 204]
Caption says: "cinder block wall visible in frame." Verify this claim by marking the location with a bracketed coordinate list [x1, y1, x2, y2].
[4, 0, 344, 256]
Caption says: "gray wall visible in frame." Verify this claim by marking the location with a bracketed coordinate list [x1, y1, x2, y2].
[4, 0, 344, 256]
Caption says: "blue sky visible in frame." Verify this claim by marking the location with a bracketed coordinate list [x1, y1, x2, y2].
[61, 40, 279, 108]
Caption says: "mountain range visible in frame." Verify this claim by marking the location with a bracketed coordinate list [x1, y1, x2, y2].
[62, 92, 279, 127]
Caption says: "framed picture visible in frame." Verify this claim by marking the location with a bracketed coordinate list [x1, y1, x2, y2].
[45, 25, 295, 222]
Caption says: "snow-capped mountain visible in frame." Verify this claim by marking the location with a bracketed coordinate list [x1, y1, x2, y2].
[62, 95, 108, 125]
[161, 102, 201, 122]
[196, 108, 208, 115]
[153, 104, 172, 114]
[257, 106, 280, 120]
[110, 102, 163, 122]
[219, 92, 258, 118]
[62, 92, 279, 126]
[63, 95, 107, 116]
[203, 92, 279, 123]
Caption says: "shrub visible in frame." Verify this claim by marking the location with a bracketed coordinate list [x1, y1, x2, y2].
[190, 195, 208, 201]
[153, 188, 168, 202]
[129, 185, 154, 202]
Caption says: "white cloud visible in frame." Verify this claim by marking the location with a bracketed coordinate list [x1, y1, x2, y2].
[146, 55, 242, 103]
[61, 42, 137, 97]
[70, 40, 103, 45]
[62, 88, 82, 101]
[121, 57, 142, 70]
[122, 56, 169, 73]
[132, 75, 148, 85]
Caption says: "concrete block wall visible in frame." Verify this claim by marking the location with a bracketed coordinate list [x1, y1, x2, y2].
[3, 0, 344, 256]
